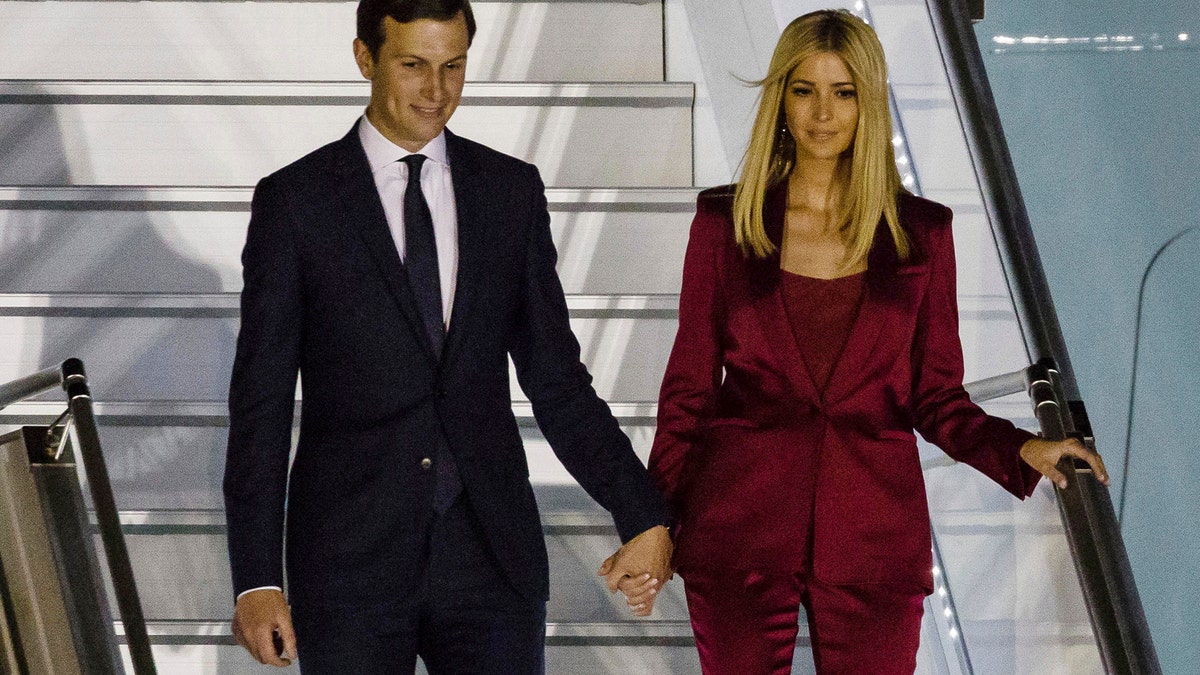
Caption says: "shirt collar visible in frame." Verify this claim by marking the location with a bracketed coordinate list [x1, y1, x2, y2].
[357, 114, 450, 174]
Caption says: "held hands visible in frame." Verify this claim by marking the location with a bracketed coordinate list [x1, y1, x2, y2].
[232, 588, 297, 667]
[1019, 437, 1110, 490]
[597, 525, 674, 617]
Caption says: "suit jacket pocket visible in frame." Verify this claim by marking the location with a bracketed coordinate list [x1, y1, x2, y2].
[705, 417, 761, 430]
[874, 429, 917, 443]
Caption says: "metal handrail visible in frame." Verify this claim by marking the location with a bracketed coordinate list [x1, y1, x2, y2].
[1026, 359, 1159, 674]
[0, 360, 157, 674]
[925, 0, 1161, 671]
[0, 365, 61, 411]
[924, 0, 1079, 398]
[963, 368, 1026, 404]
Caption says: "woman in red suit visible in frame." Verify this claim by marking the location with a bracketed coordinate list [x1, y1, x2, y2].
[631, 9, 1109, 674]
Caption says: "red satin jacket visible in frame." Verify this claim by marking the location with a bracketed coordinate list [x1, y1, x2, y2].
[648, 185, 1040, 592]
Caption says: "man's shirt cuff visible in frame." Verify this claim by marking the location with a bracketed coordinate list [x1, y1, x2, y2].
[236, 586, 283, 602]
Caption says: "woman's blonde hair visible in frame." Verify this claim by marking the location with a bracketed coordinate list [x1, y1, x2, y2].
[733, 9, 909, 265]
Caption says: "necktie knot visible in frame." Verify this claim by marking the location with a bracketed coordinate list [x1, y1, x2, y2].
[402, 154, 427, 185]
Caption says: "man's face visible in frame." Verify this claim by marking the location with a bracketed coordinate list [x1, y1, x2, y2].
[353, 13, 469, 152]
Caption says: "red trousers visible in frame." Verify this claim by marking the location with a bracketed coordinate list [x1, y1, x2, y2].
[681, 568, 926, 675]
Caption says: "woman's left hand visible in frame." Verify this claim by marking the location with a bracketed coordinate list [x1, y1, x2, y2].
[1019, 437, 1110, 490]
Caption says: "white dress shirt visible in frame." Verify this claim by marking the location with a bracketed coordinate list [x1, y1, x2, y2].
[358, 115, 459, 328]
[235, 117, 460, 604]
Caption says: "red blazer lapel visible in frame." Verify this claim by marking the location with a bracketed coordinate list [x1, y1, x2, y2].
[824, 217, 930, 405]
[747, 184, 822, 404]
[739, 187, 934, 408]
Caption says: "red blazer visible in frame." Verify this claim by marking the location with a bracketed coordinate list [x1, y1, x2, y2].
[648, 185, 1040, 592]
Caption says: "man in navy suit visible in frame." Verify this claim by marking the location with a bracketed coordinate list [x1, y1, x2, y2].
[222, 1, 672, 671]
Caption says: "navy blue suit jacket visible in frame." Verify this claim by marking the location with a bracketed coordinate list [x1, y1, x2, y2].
[223, 124, 667, 607]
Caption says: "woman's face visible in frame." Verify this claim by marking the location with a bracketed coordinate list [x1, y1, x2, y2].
[783, 51, 859, 165]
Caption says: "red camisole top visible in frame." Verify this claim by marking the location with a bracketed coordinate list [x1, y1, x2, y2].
[779, 270, 867, 392]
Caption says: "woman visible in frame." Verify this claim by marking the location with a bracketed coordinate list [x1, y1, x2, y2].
[630, 9, 1108, 674]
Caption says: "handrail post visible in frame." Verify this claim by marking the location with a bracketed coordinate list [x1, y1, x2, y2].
[60, 359, 157, 675]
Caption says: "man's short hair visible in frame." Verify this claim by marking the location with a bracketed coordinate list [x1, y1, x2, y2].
[357, 0, 477, 57]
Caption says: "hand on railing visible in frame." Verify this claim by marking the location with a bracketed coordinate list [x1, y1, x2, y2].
[1019, 436, 1110, 490]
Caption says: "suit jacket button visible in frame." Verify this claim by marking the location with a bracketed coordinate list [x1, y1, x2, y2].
[420, 458, 433, 470]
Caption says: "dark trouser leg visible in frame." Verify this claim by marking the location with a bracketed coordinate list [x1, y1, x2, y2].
[291, 600, 420, 675]
[418, 494, 546, 675]
[803, 578, 925, 675]
[681, 567, 803, 675]
[292, 494, 544, 674]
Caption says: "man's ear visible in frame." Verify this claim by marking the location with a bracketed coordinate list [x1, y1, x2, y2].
[352, 39, 374, 80]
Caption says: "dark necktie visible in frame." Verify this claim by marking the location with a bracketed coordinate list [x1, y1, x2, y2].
[402, 154, 446, 357]
[401, 154, 461, 513]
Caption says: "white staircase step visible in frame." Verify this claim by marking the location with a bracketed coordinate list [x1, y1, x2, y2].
[0, 406, 661, 510]
[118, 619, 699, 647]
[0, 292, 679, 317]
[924, 469, 1103, 672]
[120, 624, 705, 675]
[898, 106, 979, 194]
[0, 415, 658, 510]
[0, 185, 700, 208]
[0, 183, 1007, 302]
[0, 81, 694, 187]
[120, 641, 704, 675]
[88, 499, 692, 624]
[0, 291, 1027, 400]
[0, 397, 1035, 514]
[0, 187, 698, 295]
[0, 297, 679, 402]
[0, 399, 1032, 433]
[0, 1, 665, 83]
[0, 400, 659, 428]
[1, 80, 689, 103]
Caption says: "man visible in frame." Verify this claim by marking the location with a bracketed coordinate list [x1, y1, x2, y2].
[223, 0, 672, 671]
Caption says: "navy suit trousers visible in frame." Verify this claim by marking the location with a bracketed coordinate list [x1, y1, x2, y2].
[292, 494, 546, 674]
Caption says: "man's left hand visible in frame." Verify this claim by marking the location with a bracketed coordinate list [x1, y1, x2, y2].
[597, 525, 673, 617]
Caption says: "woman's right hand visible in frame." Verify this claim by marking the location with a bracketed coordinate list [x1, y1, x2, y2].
[1019, 437, 1109, 490]
[617, 570, 675, 616]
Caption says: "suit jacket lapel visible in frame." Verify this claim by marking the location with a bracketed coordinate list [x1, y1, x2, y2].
[440, 130, 487, 372]
[332, 122, 437, 362]
[750, 186, 918, 408]
[823, 219, 906, 405]
[748, 184, 823, 404]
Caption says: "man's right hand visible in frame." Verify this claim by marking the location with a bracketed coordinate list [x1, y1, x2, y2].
[597, 525, 674, 616]
[232, 589, 297, 667]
